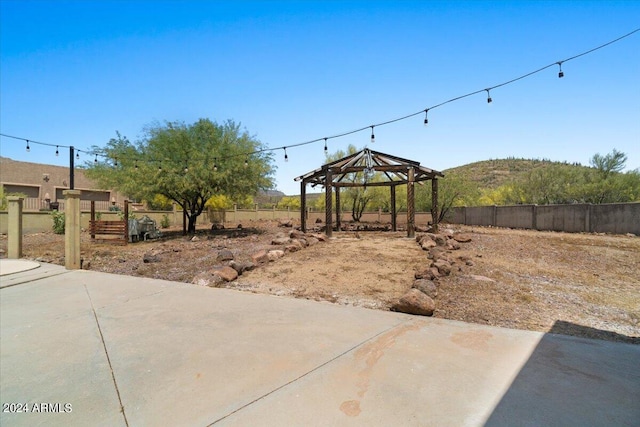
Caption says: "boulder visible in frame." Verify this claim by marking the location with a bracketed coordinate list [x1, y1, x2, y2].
[310, 233, 326, 242]
[216, 249, 235, 261]
[428, 247, 447, 261]
[453, 233, 472, 243]
[306, 236, 320, 246]
[252, 250, 269, 264]
[289, 229, 306, 239]
[415, 268, 437, 281]
[420, 238, 436, 250]
[229, 260, 254, 274]
[434, 234, 447, 246]
[391, 289, 435, 316]
[412, 279, 438, 299]
[267, 250, 285, 261]
[212, 266, 238, 282]
[433, 260, 452, 276]
[278, 219, 293, 227]
[192, 270, 225, 287]
[143, 252, 161, 263]
[271, 237, 290, 245]
[446, 240, 461, 250]
[285, 243, 301, 253]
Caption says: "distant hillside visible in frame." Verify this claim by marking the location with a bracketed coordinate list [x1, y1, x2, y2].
[254, 189, 286, 205]
[444, 158, 589, 189]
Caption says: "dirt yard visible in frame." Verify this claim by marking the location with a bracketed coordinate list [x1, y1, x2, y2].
[2, 221, 638, 344]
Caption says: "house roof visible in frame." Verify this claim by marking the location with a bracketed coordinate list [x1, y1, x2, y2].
[294, 148, 444, 187]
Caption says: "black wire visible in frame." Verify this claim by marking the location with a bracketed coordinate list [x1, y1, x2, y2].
[1, 27, 638, 165]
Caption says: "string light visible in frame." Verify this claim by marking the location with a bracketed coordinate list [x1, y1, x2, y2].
[184, 165, 189, 173]
[0, 29, 636, 172]
[284, 147, 288, 162]
[214, 158, 218, 172]
[94, 154, 98, 164]
[244, 157, 249, 167]
[557, 61, 564, 78]
[134, 160, 138, 169]
[324, 138, 328, 152]
[114, 157, 118, 167]
[423, 109, 429, 126]
[158, 162, 162, 172]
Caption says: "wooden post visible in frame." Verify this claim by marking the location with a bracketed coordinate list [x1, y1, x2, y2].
[7, 196, 23, 259]
[335, 186, 341, 231]
[407, 167, 415, 238]
[90, 200, 96, 239]
[124, 200, 129, 244]
[432, 178, 439, 233]
[390, 185, 397, 232]
[325, 169, 333, 237]
[300, 181, 307, 232]
[63, 190, 81, 269]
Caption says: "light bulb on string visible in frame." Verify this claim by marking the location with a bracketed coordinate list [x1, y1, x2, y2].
[370, 126, 375, 144]
[114, 157, 118, 167]
[244, 157, 249, 167]
[76, 151, 80, 160]
[55, 146, 59, 156]
[485, 89, 492, 103]
[214, 158, 218, 172]
[284, 147, 288, 162]
[557, 61, 564, 78]
[26, 140, 30, 152]
[158, 162, 162, 172]
[423, 109, 429, 126]
[94, 154, 98, 164]
[324, 138, 328, 152]
[134, 160, 138, 170]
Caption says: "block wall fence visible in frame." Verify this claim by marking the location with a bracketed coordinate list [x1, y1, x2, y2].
[1, 203, 638, 235]
[447, 202, 639, 235]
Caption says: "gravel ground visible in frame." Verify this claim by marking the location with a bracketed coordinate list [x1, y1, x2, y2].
[2, 220, 638, 343]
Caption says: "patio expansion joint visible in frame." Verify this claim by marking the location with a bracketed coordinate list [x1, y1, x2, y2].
[84, 284, 130, 427]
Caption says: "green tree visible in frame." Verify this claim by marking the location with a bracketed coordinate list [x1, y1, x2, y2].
[277, 196, 301, 210]
[323, 145, 377, 221]
[590, 148, 627, 179]
[417, 174, 478, 222]
[86, 119, 274, 233]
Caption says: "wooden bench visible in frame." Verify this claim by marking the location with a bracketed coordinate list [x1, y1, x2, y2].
[90, 220, 128, 244]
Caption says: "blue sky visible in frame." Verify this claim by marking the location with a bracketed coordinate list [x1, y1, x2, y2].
[1, 0, 639, 195]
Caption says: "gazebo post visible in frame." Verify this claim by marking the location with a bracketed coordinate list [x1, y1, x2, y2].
[432, 178, 439, 233]
[407, 167, 415, 238]
[300, 180, 307, 232]
[390, 185, 397, 232]
[325, 168, 333, 237]
[335, 186, 341, 231]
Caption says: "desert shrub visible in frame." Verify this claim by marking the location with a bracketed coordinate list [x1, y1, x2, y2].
[160, 214, 170, 228]
[51, 211, 65, 234]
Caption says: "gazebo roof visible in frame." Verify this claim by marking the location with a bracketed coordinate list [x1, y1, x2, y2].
[295, 148, 444, 187]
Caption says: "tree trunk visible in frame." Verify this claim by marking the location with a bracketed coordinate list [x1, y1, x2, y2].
[187, 213, 198, 234]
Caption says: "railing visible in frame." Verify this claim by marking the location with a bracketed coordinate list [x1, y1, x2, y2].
[20, 198, 114, 212]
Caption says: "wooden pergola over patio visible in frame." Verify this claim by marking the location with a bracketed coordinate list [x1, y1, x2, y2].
[295, 148, 444, 238]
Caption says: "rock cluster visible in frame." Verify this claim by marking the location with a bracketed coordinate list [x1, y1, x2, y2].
[391, 230, 473, 317]
[191, 228, 326, 288]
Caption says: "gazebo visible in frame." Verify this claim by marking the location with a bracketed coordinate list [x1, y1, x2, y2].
[295, 148, 444, 237]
